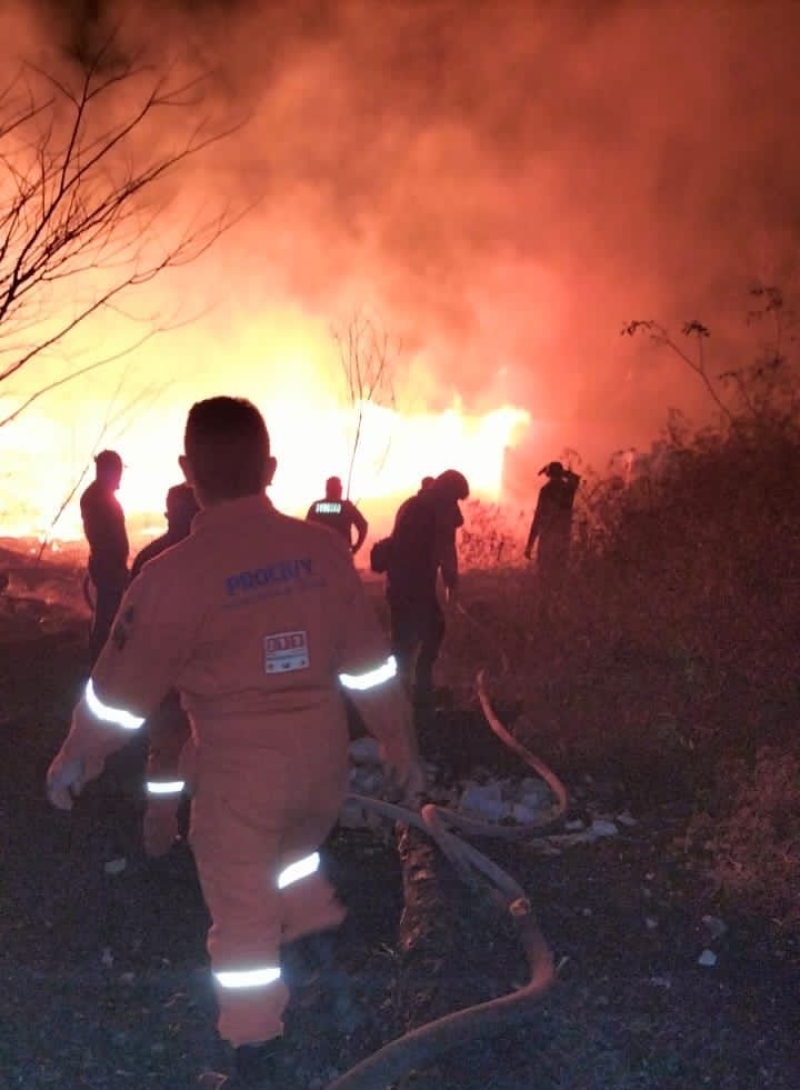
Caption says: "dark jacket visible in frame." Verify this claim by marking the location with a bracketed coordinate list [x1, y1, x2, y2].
[306, 497, 368, 552]
[131, 531, 186, 582]
[526, 473, 579, 552]
[387, 488, 461, 603]
[80, 481, 128, 580]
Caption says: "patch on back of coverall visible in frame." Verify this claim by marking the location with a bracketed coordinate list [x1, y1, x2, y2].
[263, 630, 310, 674]
[111, 605, 135, 650]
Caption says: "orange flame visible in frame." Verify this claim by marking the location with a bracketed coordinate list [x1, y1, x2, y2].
[0, 391, 529, 547]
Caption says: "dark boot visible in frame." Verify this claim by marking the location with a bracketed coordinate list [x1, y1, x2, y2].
[197, 1038, 283, 1088]
[308, 934, 362, 1034]
[285, 933, 362, 1034]
[233, 1039, 283, 1085]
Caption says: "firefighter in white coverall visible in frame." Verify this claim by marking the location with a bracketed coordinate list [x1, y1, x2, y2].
[46, 397, 420, 1087]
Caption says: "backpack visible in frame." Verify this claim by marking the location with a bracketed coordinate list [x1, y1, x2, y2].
[369, 536, 394, 574]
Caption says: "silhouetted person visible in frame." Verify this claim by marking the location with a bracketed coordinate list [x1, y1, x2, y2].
[130, 482, 200, 857]
[394, 475, 438, 527]
[524, 461, 580, 592]
[131, 483, 200, 580]
[306, 476, 368, 555]
[387, 469, 469, 703]
[80, 449, 128, 664]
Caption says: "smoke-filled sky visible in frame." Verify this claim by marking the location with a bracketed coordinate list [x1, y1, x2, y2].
[1, 0, 799, 534]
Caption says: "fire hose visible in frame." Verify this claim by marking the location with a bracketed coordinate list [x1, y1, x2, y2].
[324, 630, 568, 1090]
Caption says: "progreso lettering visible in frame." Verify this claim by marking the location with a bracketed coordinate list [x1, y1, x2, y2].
[226, 558, 314, 596]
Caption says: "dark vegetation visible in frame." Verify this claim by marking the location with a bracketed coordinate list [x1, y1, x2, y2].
[450, 287, 800, 932]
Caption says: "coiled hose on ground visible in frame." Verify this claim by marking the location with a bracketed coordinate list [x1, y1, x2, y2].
[325, 656, 568, 1090]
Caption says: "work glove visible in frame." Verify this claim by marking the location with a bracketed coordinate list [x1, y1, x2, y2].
[46, 752, 88, 811]
[45, 696, 117, 811]
[352, 673, 422, 804]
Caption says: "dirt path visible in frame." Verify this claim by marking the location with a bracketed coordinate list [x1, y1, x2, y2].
[1, 622, 798, 1089]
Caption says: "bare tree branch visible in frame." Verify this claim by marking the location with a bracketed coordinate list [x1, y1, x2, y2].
[623, 287, 799, 430]
[332, 310, 400, 498]
[0, 327, 158, 427]
[621, 318, 735, 424]
[0, 29, 247, 420]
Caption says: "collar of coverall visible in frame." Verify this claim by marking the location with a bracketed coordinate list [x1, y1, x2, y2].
[191, 492, 275, 532]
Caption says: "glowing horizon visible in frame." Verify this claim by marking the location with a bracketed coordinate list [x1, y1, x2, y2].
[0, 393, 530, 544]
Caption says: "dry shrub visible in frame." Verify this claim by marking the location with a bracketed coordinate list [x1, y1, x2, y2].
[449, 405, 800, 775]
[445, 309, 800, 920]
[458, 500, 527, 570]
[703, 747, 800, 928]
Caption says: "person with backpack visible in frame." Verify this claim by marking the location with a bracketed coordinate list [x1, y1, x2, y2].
[376, 469, 469, 705]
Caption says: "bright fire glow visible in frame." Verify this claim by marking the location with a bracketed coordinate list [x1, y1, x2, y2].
[0, 351, 529, 548]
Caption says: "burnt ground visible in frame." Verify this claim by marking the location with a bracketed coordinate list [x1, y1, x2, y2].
[1, 572, 799, 1089]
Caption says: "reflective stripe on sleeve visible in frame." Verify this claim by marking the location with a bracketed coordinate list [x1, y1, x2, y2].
[277, 851, 320, 890]
[214, 966, 281, 989]
[146, 780, 186, 796]
[85, 679, 145, 731]
[339, 655, 397, 692]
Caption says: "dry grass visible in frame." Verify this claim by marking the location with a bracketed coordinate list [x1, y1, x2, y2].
[446, 408, 800, 928]
[691, 748, 800, 926]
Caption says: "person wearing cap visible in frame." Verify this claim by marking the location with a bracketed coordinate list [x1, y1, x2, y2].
[80, 449, 129, 665]
[385, 469, 469, 704]
[130, 482, 200, 857]
[305, 476, 369, 556]
[524, 461, 581, 590]
[47, 397, 420, 1086]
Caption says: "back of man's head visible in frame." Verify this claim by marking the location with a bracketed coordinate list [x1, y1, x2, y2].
[421, 476, 435, 491]
[165, 483, 199, 535]
[433, 469, 469, 503]
[184, 397, 271, 504]
[325, 476, 343, 501]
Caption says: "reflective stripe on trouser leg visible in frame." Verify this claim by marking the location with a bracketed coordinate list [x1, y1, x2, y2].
[145, 780, 185, 795]
[190, 793, 288, 1047]
[142, 705, 192, 857]
[279, 851, 347, 945]
[212, 964, 287, 1048]
[277, 852, 320, 889]
[276, 772, 350, 945]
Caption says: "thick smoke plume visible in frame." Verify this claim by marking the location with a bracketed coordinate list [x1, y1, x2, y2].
[1, 0, 799, 526]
